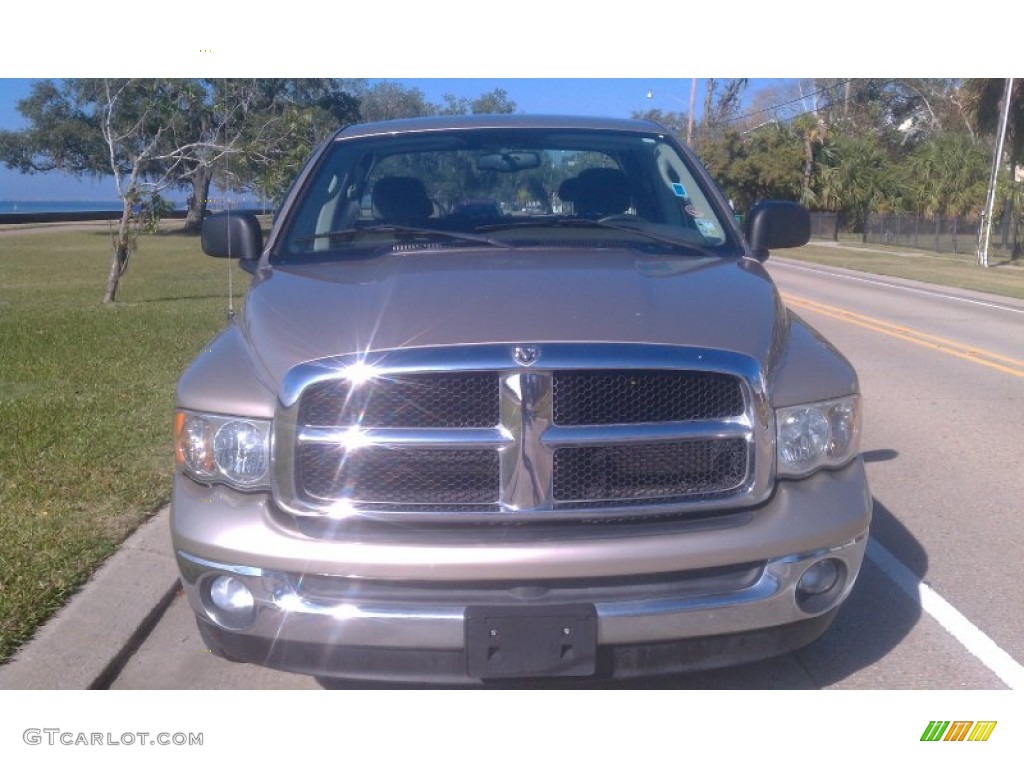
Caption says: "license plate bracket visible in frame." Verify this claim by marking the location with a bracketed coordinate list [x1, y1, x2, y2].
[465, 604, 597, 679]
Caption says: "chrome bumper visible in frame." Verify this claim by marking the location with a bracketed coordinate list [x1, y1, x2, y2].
[177, 534, 867, 650]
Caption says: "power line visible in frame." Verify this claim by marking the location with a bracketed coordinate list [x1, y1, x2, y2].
[722, 79, 855, 125]
[723, 78, 903, 129]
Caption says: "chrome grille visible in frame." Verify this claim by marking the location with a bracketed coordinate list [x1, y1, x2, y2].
[298, 445, 500, 504]
[552, 370, 744, 425]
[273, 344, 771, 522]
[299, 372, 499, 428]
[552, 439, 749, 503]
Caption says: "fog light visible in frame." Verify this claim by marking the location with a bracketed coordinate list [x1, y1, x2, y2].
[798, 559, 840, 595]
[795, 558, 846, 614]
[207, 575, 255, 629]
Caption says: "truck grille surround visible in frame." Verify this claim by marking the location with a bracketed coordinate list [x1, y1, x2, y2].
[272, 344, 774, 523]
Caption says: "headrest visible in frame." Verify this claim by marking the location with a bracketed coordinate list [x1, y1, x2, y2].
[372, 176, 433, 222]
[571, 167, 631, 216]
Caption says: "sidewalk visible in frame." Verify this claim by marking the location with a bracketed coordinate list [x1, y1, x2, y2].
[810, 237, 1024, 271]
[0, 507, 180, 689]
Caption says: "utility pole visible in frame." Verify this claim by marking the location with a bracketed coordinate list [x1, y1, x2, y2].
[978, 78, 1014, 268]
[687, 78, 697, 146]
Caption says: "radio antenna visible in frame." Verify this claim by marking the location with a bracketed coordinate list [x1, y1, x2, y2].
[226, 194, 235, 323]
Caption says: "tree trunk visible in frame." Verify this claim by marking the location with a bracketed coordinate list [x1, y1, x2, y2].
[103, 199, 134, 304]
[802, 136, 814, 195]
[1000, 202, 1011, 248]
[184, 166, 213, 234]
[701, 79, 716, 146]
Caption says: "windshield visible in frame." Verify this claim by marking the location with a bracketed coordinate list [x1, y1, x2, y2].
[276, 127, 740, 262]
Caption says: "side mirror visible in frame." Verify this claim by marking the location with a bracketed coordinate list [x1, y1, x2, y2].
[201, 212, 263, 262]
[745, 201, 810, 261]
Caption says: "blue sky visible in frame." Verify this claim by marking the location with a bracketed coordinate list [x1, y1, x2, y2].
[0, 77, 791, 202]
[0, 0, 1005, 203]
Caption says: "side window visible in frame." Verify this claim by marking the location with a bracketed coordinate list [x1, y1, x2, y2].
[653, 144, 725, 244]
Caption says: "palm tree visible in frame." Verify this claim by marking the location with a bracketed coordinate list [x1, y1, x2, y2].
[793, 113, 828, 208]
[907, 133, 989, 252]
[959, 79, 1023, 166]
[815, 134, 890, 241]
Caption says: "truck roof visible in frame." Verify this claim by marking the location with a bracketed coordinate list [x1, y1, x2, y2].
[334, 113, 667, 140]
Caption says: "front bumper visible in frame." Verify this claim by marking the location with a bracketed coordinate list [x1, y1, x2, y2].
[172, 459, 871, 682]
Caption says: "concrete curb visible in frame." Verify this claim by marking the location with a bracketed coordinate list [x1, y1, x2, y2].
[0, 506, 180, 690]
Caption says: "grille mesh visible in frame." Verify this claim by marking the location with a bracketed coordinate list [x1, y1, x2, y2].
[298, 445, 500, 504]
[552, 371, 744, 425]
[552, 438, 748, 502]
[299, 372, 499, 428]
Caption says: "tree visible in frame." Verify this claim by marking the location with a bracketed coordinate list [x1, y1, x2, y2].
[906, 132, 989, 251]
[468, 88, 517, 115]
[698, 79, 748, 148]
[355, 82, 434, 122]
[630, 108, 688, 140]
[0, 78, 238, 302]
[699, 124, 804, 212]
[792, 113, 828, 207]
[439, 87, 517, 116]
[816, 133, 893, 240]
[959, 79, 1024, 167]
[221, 79, 361, 206]
[162, 79, 267, 232]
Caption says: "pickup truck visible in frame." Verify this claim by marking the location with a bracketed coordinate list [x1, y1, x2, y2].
[172, 114, 871, 684]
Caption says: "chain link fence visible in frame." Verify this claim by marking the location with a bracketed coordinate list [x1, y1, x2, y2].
[865, 212, 982, 254]
[808, 211, 1022, 260]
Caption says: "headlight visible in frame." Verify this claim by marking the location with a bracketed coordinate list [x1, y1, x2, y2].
[174, 411, 271, 489]
[776, 395, 861, 478]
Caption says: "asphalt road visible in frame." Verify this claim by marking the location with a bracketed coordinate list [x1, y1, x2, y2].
[109, 257, 1024, 689]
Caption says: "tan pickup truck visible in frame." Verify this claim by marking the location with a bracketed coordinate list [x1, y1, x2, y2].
[172, 114, 870, 683]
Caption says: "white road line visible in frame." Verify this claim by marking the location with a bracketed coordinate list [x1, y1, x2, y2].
[773, 259, 1024, 315]
[866, 538, 1024, 689]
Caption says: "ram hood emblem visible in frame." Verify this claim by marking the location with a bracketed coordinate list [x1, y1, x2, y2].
[512, 345, 540, 366]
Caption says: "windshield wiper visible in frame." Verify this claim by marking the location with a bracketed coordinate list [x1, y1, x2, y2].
[295, 224, 514, 249]
[478, 216, 722, 258]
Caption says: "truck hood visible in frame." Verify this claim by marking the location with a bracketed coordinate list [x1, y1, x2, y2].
[241, 249, 788, 390]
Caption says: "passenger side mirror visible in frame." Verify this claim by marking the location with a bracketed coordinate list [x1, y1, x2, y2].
[201, 212, 263, 263]
[745, 201, 810, 261]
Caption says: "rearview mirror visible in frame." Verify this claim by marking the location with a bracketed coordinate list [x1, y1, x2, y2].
[745, 201, 810, 261]
[477, 151, 541, 172]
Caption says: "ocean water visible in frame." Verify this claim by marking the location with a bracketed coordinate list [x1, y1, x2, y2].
[0, 199, 266, 214]
[0, 200, 177, 214]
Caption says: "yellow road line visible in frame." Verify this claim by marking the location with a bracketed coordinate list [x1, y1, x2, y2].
[781, 293, 1024, 380]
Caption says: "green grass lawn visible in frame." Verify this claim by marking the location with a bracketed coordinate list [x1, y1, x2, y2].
[782, 240, 1024, 300]
[0, 227, 245, 663]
